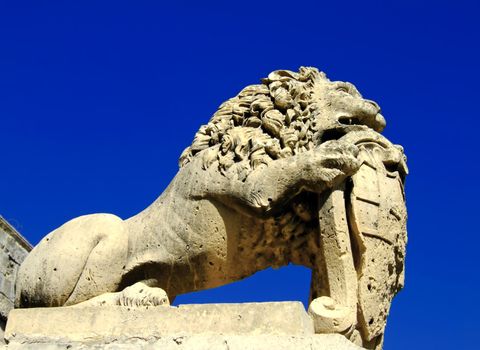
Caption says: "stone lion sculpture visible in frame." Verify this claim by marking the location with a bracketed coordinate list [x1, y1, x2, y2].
[16, 67, 407, 349]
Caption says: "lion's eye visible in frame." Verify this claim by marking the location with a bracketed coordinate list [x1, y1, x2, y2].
[336, 86, 349, 93]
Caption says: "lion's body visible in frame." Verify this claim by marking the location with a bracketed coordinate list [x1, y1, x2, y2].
[15, 67, 405, 349]
[122, 155, 321, 298]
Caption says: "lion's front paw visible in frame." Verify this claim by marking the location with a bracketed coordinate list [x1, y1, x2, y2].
[73, 282, 170, 308]
[118, 282, 170, 307]
[318, 140, 360, 172]
[304, 140, 360, 191]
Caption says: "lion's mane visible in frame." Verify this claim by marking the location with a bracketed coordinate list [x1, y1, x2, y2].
[179, 67, 327, 180]
[179, 67, 328, 266]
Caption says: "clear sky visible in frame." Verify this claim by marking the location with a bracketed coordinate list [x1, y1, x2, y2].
[1, 1, 478, 349]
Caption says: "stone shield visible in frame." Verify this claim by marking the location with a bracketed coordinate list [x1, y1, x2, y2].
[347, 139, 407, 342]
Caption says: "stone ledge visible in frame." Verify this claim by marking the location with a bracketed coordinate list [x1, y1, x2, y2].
[4, 334, 363, 349]
[4, 302, 364, 349]
[6, 302, 313, 342]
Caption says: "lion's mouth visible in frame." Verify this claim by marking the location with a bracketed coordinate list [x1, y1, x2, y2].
[338, 116, 365, 126]
[319, 124, 373, 143]
[320, 113, 386, 143]
[339, 113, 386, 132]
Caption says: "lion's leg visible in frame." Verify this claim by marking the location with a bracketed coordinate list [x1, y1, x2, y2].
[63, 215, 130, 305]
[203, 140, 360, 217]
[16, 214, 129, 307]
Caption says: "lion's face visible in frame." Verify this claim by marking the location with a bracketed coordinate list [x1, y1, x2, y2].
[311, 79, 386, 143]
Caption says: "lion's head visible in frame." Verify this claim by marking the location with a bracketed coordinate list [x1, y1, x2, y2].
[180, 67, 386, 179]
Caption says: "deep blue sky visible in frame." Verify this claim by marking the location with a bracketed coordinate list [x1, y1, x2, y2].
[1, 1, 478, 349]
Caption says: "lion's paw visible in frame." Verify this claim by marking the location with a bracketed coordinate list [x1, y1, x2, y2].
[318, 140, 360, 174]
[118, 282, 170, 307]
[73, 282, 170, 308]
[302, 140, 361, 192]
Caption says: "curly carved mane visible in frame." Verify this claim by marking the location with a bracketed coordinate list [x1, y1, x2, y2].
[179, 67, 328, 180]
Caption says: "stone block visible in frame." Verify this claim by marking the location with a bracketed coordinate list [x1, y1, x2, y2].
[0, 293, 13, 320]
[4, 302, 364, 349]
[4, 334, 364, 349]
[0, 216, 32, 324]
[0, 279, 13, 302]
[5, 302, 313, 342]
[3, 237, 29, 266]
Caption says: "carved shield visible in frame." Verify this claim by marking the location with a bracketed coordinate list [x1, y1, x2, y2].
[348, 141, 407, 342]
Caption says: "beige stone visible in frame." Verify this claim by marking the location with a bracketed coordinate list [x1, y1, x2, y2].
[0, 319, 5, 346]
[14, 67, 408, 349]
[5, 335, 364, 350]
[75, 281, 170, 307]
[5, 302, 312, 342]
[0, 217, 32, 344]
[4, 302, 364, 349]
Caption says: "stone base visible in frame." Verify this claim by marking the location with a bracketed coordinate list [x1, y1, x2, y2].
[4, 302, 364, 349]
[4, 334, 364, 349]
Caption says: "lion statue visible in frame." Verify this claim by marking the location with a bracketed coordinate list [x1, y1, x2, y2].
[16, 67, 407, 349]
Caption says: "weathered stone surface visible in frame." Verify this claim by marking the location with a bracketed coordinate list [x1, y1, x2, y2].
[5, 334, 364, 349]
[4, 302, 363, 349]
[14, 67, 408, 349]
[0, 216, 31, 343]
[0, 319, 5, 346]
[5, 302, 313, 342]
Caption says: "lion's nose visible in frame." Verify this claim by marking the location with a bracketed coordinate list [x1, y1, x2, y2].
[364, 99, 385, 132]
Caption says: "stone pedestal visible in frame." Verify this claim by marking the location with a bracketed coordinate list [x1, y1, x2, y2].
[4, 302, 364, 349]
